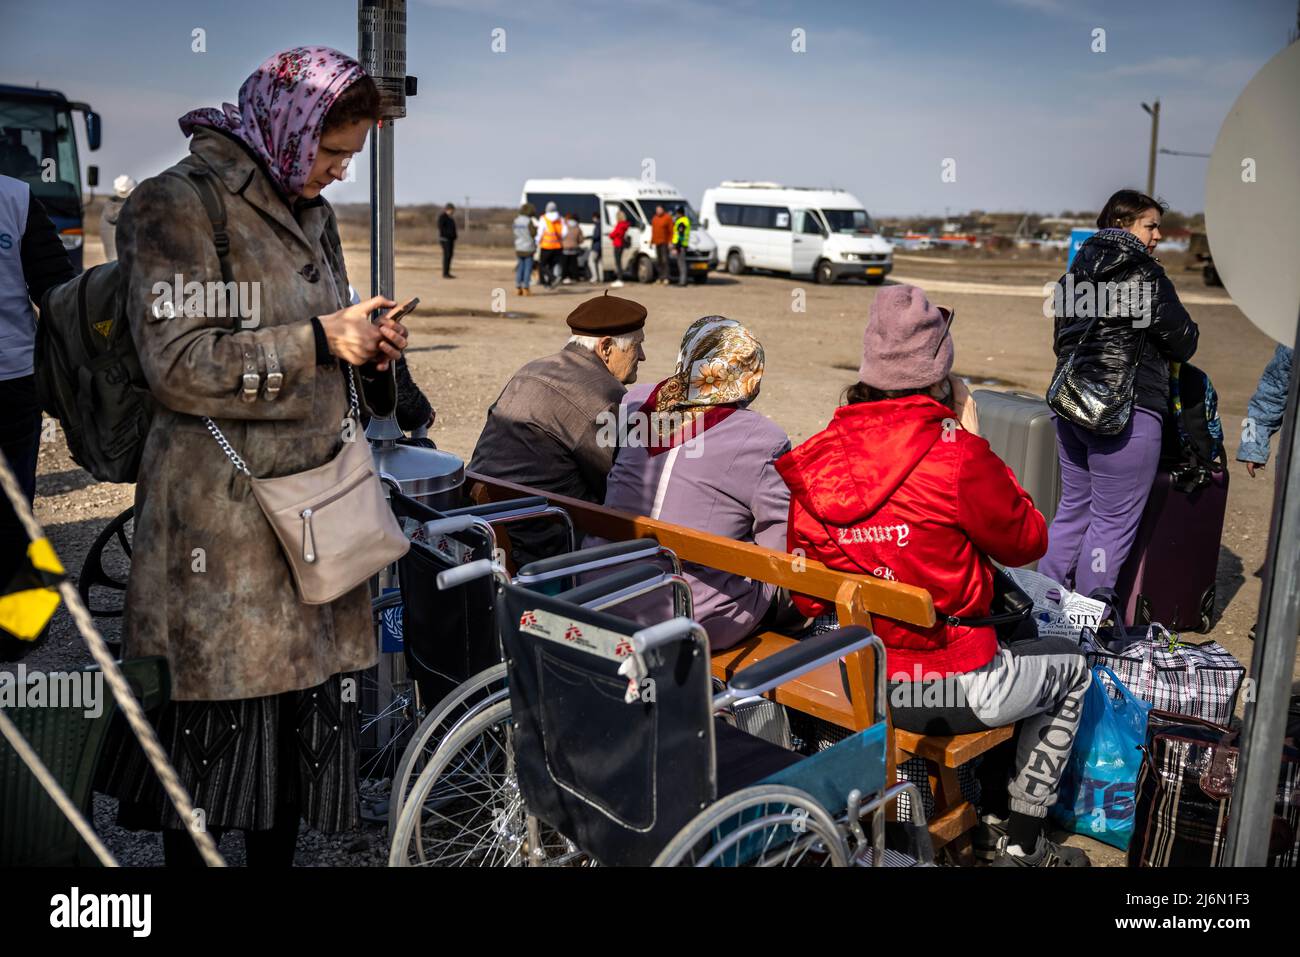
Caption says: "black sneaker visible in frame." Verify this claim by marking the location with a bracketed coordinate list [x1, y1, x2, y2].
[974, 814, 1008, 862]
[989, 834, 1091, 867]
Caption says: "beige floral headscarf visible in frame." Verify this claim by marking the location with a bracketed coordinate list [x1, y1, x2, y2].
[649, 316, 765, 449]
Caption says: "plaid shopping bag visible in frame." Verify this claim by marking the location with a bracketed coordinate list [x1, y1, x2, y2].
[1082, 625, 1244, 724]
[1129, 710, 1300, 867]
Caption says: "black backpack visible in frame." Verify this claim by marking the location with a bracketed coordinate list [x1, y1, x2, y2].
[35, 167, 233, 484]
[1160, 361, 1225, 492]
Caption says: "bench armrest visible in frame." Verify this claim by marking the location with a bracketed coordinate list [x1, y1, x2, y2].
[515, 539, 663, 585]
[719, 626, 879, 705]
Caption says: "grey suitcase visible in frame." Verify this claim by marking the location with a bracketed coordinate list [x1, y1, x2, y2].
[971, 390, 1060, 568]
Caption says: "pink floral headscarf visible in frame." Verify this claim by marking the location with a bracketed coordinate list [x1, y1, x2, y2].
[179, 46, 366, 198]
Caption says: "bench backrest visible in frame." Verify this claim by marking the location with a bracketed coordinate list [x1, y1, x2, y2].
[466, 471, 936, 731]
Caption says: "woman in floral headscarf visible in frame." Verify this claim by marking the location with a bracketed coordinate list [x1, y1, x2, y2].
[102, 48, 411, 866]
[591, 316, 805, 650]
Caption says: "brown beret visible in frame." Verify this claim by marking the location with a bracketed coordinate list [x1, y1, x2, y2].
[566, 292, 647, 336]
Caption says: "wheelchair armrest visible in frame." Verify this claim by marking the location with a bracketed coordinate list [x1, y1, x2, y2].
[371, 593, 403, 614]
[386, 487, 444, 523]
[418, 515, 479, 538]
[436, 558, 497, 590]
[553, 563, 666, 609]
[514, 539, 662, 585]
[724, 626, 878, 701]
[441, 496, 549, 519]
[631, 617, 706, 655]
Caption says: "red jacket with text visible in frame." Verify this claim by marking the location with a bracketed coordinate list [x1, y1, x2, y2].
[776, 395, 1047, 679]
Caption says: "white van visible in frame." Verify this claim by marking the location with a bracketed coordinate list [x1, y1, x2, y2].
[521, 178, 718, 283]
[699, 182, 893, 284]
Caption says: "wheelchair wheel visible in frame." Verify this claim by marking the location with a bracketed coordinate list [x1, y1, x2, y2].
[653, 785, 848, 867]
[387, 663, 509, 833]
[77, 506, 135, 641]
[357, 660, 420, 820]
[389, 699, 584, 867]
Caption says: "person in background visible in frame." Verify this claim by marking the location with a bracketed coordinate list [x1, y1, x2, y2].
[1237, 343, 1293, 479]
[609, 209, 630, 288]
[672, 205, 691, 288]
[535, 201, 566, 289]
[513, 201, 536, 296]
[0, 173, 76, 662]
[99, 175, 136, 261]
[469, 294, 646, 566]
[560, 211, 582, 284]
[651, 203, 673, 285]
[588, 211, 603, 285]
[437, 202, 458, 279]
[1038, 189, 1198, 599]
[779, 284, 1091, 868]
[590, 316, 803, 649]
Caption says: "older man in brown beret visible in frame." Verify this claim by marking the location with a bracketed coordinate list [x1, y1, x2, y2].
[469, 293, 647, 565]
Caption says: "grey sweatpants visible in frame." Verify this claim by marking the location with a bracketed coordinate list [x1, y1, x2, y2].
[889, 636, 1092, 818]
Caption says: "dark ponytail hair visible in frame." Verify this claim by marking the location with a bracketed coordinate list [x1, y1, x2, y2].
[841, 381, 938, 406]
[1096, 189, 1167, 230]
[322, 75, 382, 132]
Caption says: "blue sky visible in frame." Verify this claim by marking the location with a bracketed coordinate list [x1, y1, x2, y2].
[2, 0, 1295, 214]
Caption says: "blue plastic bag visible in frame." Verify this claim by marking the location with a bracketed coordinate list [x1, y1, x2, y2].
[1049, 666, 1152, 849]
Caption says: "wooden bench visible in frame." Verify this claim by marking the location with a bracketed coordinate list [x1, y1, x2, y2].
[466, 471, 1011, 860]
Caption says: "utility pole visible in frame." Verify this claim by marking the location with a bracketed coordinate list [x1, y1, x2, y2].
[464, 195, 470, 232]
[1141, 99, 1160, 195]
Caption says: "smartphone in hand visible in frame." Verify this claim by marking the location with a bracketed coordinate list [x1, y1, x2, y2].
[374, 297, 420, 324]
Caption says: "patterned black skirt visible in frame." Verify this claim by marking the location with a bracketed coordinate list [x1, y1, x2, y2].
[98, 671, 360, 833]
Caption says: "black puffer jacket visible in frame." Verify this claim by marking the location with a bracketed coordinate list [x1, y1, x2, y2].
[1051, 229, 1198, 417]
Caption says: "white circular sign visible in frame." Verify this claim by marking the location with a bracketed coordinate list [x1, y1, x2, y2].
[1205, 41, 1300, 345]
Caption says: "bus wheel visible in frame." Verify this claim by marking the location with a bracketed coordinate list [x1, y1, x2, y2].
[726, 250, 746, 275]
[636, 255, 657, 284]
[815, 260, 835, 285]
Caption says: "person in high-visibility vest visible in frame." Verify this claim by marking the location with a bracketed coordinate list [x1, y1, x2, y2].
[672, 206, 691, 287]
[534, 201, 567, 288]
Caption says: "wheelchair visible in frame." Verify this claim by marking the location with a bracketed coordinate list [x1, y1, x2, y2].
[390, 555, 933, 867]
[367, 489, 578, 814]
[381, 489, 688, 842]
[387, 540, 693, 866]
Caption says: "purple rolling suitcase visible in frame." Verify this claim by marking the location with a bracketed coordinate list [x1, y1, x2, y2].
[1115, 468, 1228, 632]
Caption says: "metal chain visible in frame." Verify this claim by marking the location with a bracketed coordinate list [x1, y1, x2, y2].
[202, 416, 251, 476]
[345, 363, 360, 421]
[206, 364, 360, 477]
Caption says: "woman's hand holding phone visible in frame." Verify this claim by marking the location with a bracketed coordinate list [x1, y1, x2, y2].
[319, 296, 413, 370]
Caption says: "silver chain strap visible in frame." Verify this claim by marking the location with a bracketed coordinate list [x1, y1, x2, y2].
[204, 364, 360, 477]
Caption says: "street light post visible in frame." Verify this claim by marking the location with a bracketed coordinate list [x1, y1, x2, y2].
[1141, 99, 1160, 195]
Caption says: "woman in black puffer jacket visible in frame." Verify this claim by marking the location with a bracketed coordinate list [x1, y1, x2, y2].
[1039, 189, 1198, 599]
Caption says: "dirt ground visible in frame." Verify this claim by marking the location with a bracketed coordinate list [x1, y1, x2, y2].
[16, 234, 1295, 867]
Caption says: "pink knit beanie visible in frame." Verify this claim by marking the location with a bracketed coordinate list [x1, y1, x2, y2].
[858, 284, 954, 390]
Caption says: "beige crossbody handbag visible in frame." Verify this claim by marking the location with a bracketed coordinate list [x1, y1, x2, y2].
[204, 365, 409, 605]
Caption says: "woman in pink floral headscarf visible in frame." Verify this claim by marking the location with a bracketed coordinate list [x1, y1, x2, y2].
[102, 48, 412, 867]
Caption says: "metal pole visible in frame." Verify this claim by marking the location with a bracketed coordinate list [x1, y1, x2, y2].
[1225, 310, 1300, 865]
[370, 122, 395, 303]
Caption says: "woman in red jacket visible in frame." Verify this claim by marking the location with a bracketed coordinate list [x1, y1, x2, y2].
[778, 284, 1092, 868]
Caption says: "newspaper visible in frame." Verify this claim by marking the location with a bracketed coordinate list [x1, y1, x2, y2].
[1004, 566, 1109, 642]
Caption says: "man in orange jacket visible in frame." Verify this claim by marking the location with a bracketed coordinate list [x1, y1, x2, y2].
[650, 204, 673, 284]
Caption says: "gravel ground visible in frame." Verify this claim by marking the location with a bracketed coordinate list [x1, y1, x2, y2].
[9, 234, 1294, 868]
